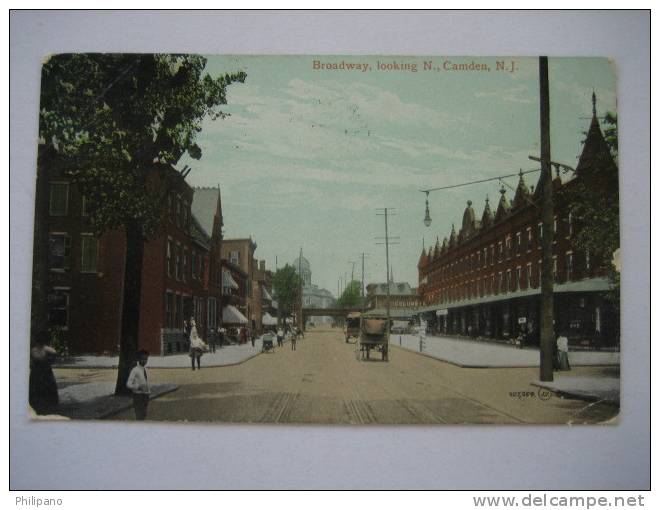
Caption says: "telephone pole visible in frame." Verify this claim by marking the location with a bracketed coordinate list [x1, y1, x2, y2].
[539, 56, 554, 382]
[376, 208, 399, 357]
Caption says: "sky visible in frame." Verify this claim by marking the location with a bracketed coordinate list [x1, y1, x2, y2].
[180, 56, 617, 297]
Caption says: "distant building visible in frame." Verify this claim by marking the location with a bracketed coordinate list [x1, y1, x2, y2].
[221, 238, 257, 330]
[365, 281, 420, 310]
[292, 253, 335, 325]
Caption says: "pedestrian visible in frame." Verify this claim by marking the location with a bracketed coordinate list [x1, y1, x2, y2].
[189, 318, 206, 370]
[217, 327, 225, 348]
[29, 331, 59, 416]
[250, 328, 255, 348]
[207, 328, 216, 354]
[240, 327, 247, 345]
[291, 328, 297, 351]
[126, 350, 150, 421]
[556, 332, 571, 371]
[277, 327, 284, 348]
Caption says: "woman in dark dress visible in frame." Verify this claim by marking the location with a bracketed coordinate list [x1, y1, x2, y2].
[29, 331, 59, 415]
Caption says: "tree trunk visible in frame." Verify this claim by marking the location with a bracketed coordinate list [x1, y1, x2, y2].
[114, 220, 145, 395]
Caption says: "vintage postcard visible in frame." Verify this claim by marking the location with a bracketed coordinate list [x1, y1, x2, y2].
[29, 54, 620, 425]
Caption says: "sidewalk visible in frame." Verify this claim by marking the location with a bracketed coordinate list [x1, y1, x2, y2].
[33, 382, 179, 420]
[532, 376, 620, 405]
[393, 333, 620, 368]
[53, 338, 264, 369]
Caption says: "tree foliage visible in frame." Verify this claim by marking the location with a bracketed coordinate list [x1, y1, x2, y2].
[37, 54, 246, 394]
[562, 112, 619, 309]
[39, 53, 246, 239]
[272, 265, 302, 314]
[336, 280, 362, 308]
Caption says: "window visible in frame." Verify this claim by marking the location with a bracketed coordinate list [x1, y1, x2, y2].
[538, 260, 542, 288]
[505, 236, 512, 259]
[526, 228, 533, 252]
[81, 195, 90, 217]
[552, 256, 558, 282]
[175, 244, 182, 280]
[483, 277, 488, 295]
[515, 232, 522, 256]
[230, 250, 240, 265]
[183, 249, 189, 282]
[498, 272, 503, 294]
[566, 252, 574, 281]
[516, 267, 522, 291]
[176, 198, 182, 227]
[47, 289, 69, 329]
[585, 250, 591, 272]
[567, 212, 573, 237]
[506, 270, 512, 292]
[49, 233, 71, 271]
[167, 240, 174, 277]
[165, 292, 174, 328]
[483, 248, 487, 267]
[80, 234, 99, 273]
[208, 297, 217, 330]
[175, 294, 183, 329]
[49, 182, 69, 216]
[537, 223, 543, 248]
[191, 252, 197, 280]
[526, 263, 532, 289]
[498, 242, 503, 262]
[553, 215, 558, 235]
[490, 245, 495, 265]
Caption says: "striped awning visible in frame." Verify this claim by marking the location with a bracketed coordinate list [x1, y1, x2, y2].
[222, 269, 239, 290]
[223, 305, 248, 324]
[262, 312, 277, 326]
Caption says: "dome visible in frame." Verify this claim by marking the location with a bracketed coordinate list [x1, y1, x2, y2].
[292, 255, 311, 272]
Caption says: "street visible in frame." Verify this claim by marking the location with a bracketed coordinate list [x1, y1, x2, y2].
[57, 327, 618, 424]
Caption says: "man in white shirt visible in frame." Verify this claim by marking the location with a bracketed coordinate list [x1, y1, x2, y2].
[126, 350, 151, 420]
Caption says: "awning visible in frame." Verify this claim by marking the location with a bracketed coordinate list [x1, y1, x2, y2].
[262, 287, 273, 301]
[223, 305, 248, 324]
[416, 277, 613, 314]
[222, 269, 239, 290]
[262, 313, 277, 326]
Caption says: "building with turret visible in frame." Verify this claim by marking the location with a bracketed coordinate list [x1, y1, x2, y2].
[292, 253, 336, 326]
[417, 95, 619, 349]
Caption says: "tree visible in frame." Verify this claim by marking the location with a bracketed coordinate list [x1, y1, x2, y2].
[272, 265, 302, 316]
[38, 54, 246, 394]
[562, 111, 619, 310]
[336, 280, 362, 308]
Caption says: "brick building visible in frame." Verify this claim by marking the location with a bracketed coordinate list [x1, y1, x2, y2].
[31, 152, 224, 355]
[220, 238, 258, 330]
[417, 99, 619, 348]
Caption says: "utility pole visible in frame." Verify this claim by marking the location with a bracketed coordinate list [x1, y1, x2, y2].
[539, 56, 554, 382]
[298, 247, 304, 332]
[376, 209, 399, 359]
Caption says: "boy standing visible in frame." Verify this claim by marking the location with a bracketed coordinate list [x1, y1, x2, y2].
[126, 350, 151, 420]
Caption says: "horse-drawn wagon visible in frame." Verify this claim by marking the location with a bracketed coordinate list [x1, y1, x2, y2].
[360, 315, 389, 361]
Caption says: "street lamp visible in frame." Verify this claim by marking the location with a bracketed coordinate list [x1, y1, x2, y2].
[423, 191, 432, 227]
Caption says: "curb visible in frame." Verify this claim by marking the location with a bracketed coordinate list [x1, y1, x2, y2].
[390, 343, 619, 369]
[530, 382, 620, 405]
[99, 385, 180, 419]
[389, 344, 539, 369]
[54, 350, 263, 370]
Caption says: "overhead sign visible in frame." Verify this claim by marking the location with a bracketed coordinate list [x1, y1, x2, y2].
[518, 317, 527, 324]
